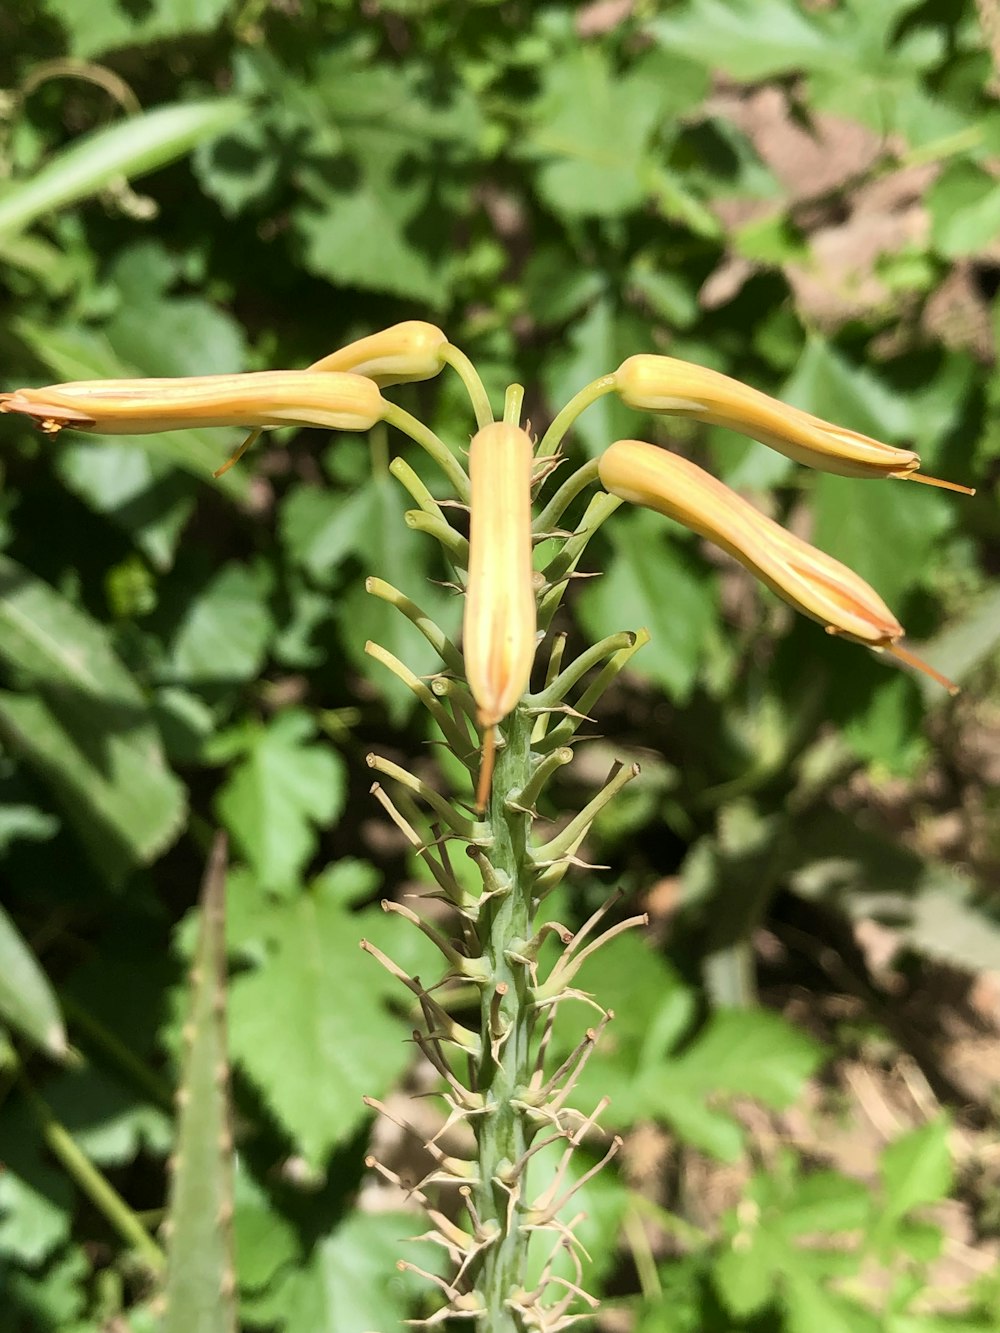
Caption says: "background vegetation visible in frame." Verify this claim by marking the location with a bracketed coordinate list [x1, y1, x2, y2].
[1, 0, 999, 1329]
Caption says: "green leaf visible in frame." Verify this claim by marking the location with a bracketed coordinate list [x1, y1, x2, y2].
[912, 587, 1000, 703]
[576, 508, 718, 704]
[45, 1067, 171, 1166]
[0, 805, 58, 854]
[879, 1119, 952, 1229]
[55, 443, 194, 573]
[779, 1171, 872, 1236]
[247, 1212, 436, 1332]
[782, 337, 914, 442]
[105, 243, 248, 380]
[647, 1009, 822, 1151]
[622, 1009, 821, 1160]
[784, 1273, 881, 1333]
[42, 0, 230, 56]
[0, 1099, 72, 1264]
[556, 931, 696, 1057]
[651, 0, 832, 81]
[841, 673, 928, 775]
[0, 556, 186, 885]
[0, 101, 246, 235]
[164, 562, 274, 687]
[715, 1158, 878, 1329]
[0, 904, 66, 1059]
[233, 1170, 298, 1296]
[0, 1244, 89, 1331]
[651, 0, 941, 139]
[805, 0, 947, 138]
[563, 934, 820, 1158]
[527, 48, 666, 218]
[279, 484, 374, 585]
[311, 52, 482, 161]
[812, 472, 951, 608]
[227, 864, 415, 1166]
[162, 836, 236, 1333]
[296, 163, 439, 302]
[713, 1229, 783, 1315]
[788, 809, 1000, 974]
[215, 711, 346, 891]
[929, 162, 1000, 259]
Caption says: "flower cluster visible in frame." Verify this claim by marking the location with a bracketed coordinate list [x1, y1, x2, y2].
[2, 321, 967, 724]
[0, 323, 970, 1329]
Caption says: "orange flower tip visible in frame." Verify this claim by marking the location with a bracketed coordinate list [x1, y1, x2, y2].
[886, 642, 959, 695]
[899, 471, 976, 497]
[475, 725, 497, 814]
[0, 393, 95, 431]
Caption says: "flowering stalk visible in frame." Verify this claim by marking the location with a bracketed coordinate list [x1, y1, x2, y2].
[1, 324, 972, 1330]
[365, 408, 641, 1331]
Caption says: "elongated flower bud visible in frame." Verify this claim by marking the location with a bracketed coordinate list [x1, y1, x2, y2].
[614, 354, 972, 493]
[599, 439, 956, 690]
[0, 371, 387, 436]
[308, 321, 448, 386]
[464, 423, 537, 730]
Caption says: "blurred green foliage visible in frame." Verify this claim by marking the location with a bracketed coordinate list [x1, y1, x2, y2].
[1, 0, 999, 1329]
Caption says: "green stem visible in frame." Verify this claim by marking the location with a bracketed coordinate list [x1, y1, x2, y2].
[503, 384, 524, 427]
[369, 419, 390, 478]
[404, 509, 470, 566]
[382, 403, 471, 500]
[389, 455, 451, 524]
[60, 994, 173, 1111]
[536, 375, 617, 459]
[22, 1076, 165, 1269]
[537, 491, 622, 630]
[365, 577, 464, 674]
[469, 704, 536, 1330]
[532, 458, 600, 534]
[442, 343, 495, 431]
[365, 640, 477, 764]
[537, 628, 650, 752]
[528, 630, 637, 709]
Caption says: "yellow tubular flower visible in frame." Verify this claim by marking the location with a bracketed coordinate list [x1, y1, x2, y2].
[614, 354, 973, 494]
[308, 321, 448, 386]
[463, 423, 537, 808]
[0, 370, 387, 436]
[598, 439, 957, 692]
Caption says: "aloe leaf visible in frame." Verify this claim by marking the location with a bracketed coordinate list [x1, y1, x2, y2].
[0, 99, 247, 237]
[0, 903, 67, 1059]
[161, 834, 237, 1333]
